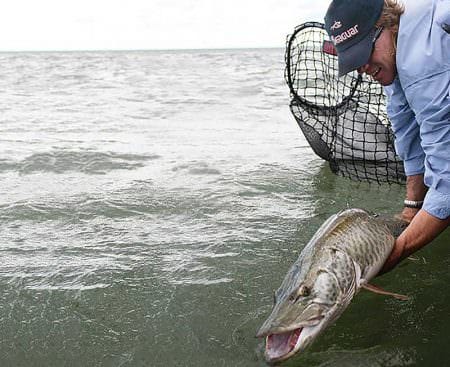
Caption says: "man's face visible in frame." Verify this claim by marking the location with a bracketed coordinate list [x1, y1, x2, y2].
[357, 28, 397, 86]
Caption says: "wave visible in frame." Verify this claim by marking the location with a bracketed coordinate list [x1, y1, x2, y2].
[0, 149, 160, 175]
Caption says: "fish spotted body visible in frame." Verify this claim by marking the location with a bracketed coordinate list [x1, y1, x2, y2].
[256, 208, 406, 364]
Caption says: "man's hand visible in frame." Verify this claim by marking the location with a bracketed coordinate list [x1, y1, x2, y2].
[380, 238, 406, 274]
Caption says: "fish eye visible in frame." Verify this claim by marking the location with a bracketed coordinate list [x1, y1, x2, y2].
[299, 285, 310, 297]
[289, 285, 311, 302]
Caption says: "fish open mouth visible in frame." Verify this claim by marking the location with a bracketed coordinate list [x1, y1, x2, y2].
[265, 327, 303, 363]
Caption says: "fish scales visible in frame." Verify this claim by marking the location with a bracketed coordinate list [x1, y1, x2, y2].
[257, 208, 407, 363]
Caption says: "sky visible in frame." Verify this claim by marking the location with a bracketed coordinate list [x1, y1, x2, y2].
[0, 0, 331, 51]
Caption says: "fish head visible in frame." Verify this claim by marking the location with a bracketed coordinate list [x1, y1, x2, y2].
[256, 269, 345, 364]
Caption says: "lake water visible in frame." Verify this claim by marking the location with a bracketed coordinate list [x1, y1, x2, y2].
[0, 49, 448, 367]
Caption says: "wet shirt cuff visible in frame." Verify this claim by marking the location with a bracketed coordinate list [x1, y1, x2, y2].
[423, 187, 450, 220]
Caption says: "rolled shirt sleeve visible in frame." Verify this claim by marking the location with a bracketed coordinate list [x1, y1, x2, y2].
[423, 187, 450, 220]
[385, 72, 450, 220]
[406, 71, 450, 219]
[384, 79, 425, 176]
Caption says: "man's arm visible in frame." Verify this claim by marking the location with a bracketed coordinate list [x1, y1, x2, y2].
[381, 68, 450, 274]
[380, 174, 449, 274]
[381, 209, 450, 274]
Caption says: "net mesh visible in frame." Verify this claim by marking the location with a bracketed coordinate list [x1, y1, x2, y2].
[285, 22, 406, 184]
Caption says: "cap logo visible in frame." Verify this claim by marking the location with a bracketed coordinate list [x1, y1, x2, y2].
[331, 24, 359, 45]
[330, 21, 342, 30]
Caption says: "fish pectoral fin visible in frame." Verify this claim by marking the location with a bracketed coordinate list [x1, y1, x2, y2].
[361, 283, 409, 301]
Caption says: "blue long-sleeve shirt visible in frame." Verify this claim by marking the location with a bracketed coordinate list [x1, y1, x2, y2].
[384, 0, 450, 219]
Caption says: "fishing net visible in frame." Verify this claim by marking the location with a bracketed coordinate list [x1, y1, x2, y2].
[285, 22, 406, 184]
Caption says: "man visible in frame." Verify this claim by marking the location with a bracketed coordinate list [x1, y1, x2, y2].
[324, 0, 450, 272]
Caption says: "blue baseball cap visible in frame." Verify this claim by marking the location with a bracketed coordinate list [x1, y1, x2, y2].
[324, 0, 384, 77]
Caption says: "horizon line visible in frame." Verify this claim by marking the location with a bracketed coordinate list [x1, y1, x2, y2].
[0, 46, 285, 54]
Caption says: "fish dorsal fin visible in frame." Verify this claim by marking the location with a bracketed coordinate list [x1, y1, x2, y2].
[361, 283, 409, 301]
[310, 209, 368, 245]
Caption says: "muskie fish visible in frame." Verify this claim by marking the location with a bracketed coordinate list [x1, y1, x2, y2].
[256, 208, 408, 364]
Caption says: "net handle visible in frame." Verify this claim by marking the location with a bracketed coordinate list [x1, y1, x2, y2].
[285, 21, 362, 112]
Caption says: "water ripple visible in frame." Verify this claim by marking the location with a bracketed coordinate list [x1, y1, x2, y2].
[0, 149, 160, 174]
